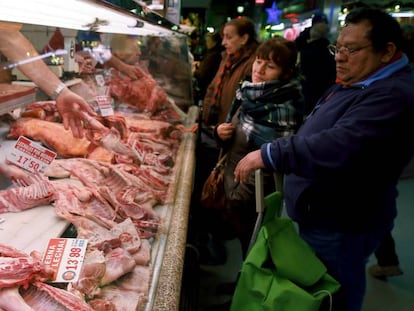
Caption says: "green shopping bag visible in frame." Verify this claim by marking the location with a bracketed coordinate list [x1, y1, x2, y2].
[230, 192, 340, 311]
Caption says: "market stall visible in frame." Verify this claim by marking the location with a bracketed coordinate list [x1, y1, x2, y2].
[0, 1, 197, 310]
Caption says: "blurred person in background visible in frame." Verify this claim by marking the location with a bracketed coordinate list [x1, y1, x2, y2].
[295, 11, 329, 51]
[189, 16, 259, 265]
[193, 31, 223, 102]
[202, 16, 259, 128]
[298, 22, 336, 115]
[197, 16, 259, 173]
[401, 23, 414, 68]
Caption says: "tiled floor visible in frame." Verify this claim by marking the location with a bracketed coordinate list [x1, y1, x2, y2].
[362, 178, 414, 311]
[189, 177, 414, 311]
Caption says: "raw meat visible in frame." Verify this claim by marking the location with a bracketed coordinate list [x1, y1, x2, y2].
[7, 118, 90, 157]
[53, 181, 118, 228]
[0, 179, 55, 213]
[108, 69, 185, 123]
[69, 249, 106, 299]
[0, 287, 33, 311]
[100, 247, 136, 286]
[88, 284, 146, 311]
[0, 244, 55, 289]
[20, 282, 94, 311]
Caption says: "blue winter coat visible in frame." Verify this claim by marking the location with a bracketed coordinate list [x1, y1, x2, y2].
[260, 54, 414, 231]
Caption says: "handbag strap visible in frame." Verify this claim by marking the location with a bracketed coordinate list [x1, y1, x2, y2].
[215, 149, 228, 167]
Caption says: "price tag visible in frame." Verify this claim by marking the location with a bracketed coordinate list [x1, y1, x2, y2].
[43, 238, 88, 283]
[95, 74, 106, 87]
[6, 136, 57, 173]
[96, 95, 114, 116]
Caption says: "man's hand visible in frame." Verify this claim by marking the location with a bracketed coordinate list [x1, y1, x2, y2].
[55, 88, 96, 138]
[234, 149, 265, 183]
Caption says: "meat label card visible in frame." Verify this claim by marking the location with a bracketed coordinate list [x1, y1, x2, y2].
[43, 238, 88, 283]
[96, 94, 114, 116]
[6, 136, 57, 173]
[95, 74, 114, 117]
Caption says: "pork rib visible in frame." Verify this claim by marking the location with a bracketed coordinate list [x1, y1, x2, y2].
[0, 287, 33, 311]
[0, 245, 55, 289]
[20, 282, 94, 311]
[0, 179, 55, 214]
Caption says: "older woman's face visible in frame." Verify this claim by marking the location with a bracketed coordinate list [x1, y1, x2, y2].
[222, 25, 248, 55]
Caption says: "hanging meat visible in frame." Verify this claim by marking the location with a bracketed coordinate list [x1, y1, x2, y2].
[108, 68, 185, 123]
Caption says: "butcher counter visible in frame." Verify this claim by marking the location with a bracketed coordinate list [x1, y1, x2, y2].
[0, 105, 199, 311]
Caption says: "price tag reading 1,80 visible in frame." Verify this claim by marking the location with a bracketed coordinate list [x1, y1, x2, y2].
[6, 136, 57, 173]
[43, 238, 88, 283]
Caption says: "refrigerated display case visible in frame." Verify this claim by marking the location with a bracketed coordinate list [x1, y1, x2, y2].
[0, 1, 197, 310]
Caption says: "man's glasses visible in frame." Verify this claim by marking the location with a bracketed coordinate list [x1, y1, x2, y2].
[328, 44, 371, 57]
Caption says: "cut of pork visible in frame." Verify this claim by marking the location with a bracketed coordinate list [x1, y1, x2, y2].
[20, 282, 94, 311]
[7, 118, 91, 158]
[0, 287, 33, 311]
[0, 179, 55, 213]
[0, 244, 55, 289]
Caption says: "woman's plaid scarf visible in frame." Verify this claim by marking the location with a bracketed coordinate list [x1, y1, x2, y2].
[210, 50, 242, 107]
[227, 79, 304, 146]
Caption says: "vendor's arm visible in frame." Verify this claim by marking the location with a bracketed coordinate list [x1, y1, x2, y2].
[104, 54, 145, 80]
[0, 23, 96, 138]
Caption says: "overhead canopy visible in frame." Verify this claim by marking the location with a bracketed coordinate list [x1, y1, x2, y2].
[0, 0, 180, 36]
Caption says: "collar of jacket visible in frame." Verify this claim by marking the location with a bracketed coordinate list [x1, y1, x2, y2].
[337, 53, 409, 88]
[221, 42, 258, 66]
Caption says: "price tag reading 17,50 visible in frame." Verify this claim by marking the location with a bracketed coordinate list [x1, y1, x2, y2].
[6, 136, 57, 173]
[43, 238, 88, 283]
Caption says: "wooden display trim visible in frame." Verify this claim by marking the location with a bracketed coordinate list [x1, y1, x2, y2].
[0, 83, 36, 103]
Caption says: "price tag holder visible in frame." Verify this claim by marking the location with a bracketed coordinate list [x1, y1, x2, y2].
[43, 238, 88, 283]
[94, 74, 114, 117]
[6, 136, 57, 173]
[96, 94, 114, 116]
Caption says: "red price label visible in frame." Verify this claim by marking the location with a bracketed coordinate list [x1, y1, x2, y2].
[43, 238, 88, 283]
[6, 136, 56, 173]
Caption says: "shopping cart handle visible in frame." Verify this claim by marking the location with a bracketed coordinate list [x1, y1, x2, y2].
[255, 169, 284, 213]
[255, 169, 265, 213]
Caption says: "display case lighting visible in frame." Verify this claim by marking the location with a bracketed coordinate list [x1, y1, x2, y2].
[392, 11, 414, 17]
[0, 0, 175, 36]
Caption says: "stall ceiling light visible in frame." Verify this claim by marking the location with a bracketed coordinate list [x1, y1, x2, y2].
[0, 0, 177, 36]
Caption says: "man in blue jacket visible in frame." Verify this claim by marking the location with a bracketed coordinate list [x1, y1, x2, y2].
[234, 7, 414, 311]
